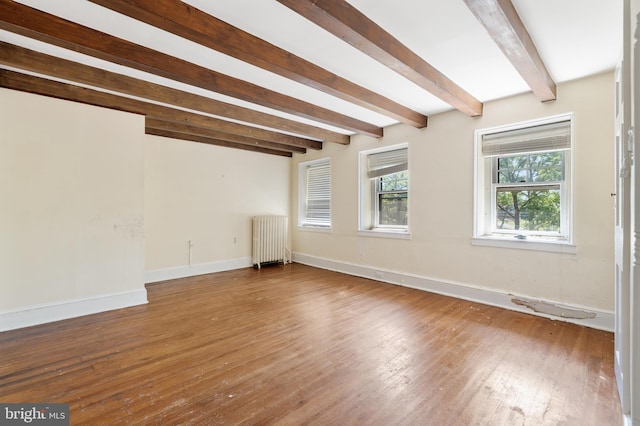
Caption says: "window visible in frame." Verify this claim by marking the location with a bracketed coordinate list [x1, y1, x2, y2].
[298, 158, 331, 228]
[359, 144, 409, 235]
[376, 171, 408, 227]
[474, 115, 573, 247]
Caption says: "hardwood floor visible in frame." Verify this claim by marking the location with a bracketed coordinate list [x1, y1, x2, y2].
[0, 264, 621, 425]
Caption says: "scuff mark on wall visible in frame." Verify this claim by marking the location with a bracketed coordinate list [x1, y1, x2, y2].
[113, 216, 145, 240]
[511, 297, 597, 320]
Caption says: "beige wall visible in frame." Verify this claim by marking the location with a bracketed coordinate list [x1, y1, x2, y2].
[0, 72, 614, 327]
[291, 72, 615, 311]
[144, 135, 290, 273]
[0, 89, 146, 313]
[0, 88, 291, 327]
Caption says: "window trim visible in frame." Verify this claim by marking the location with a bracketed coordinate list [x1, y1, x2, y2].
[298, 157, 331, 230]
[359, 143, 410, 237]
[473, 113, 575, 250]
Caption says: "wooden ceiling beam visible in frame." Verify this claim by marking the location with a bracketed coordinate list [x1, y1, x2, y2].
[88, 0, 428, 129]
[463, 0, 556, 101]
[0, 0, 382, 137]
[145, 118, 306, 154]
[276, 0, 483, 117]
[146, 128, 293, 158]
[0, 70, 321, 151]
[0, 41, 347, 145]
[148, 112, 322, 151]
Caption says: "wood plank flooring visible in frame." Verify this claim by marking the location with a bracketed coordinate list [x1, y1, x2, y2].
[0, 264, 621, 425]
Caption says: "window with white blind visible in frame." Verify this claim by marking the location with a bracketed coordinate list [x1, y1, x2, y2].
[474, 114, 573, 248]
[298, 158, 331, 229]
[359, 144, 409, 236]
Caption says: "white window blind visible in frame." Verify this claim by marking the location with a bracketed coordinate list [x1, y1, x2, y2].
[482, 120, 571, 157]
[303, 160, 331, 226]
[367, 147, 408, 178]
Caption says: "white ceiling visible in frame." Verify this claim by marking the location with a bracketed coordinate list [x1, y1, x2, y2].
[2, 0, 623, 135]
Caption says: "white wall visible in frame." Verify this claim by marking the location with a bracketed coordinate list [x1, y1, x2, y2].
[291, 72, 615, 325]
[0, 89, 147, 330]
[144, 135, 290, 282]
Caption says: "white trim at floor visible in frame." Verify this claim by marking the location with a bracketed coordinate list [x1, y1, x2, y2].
[145, 257, 253, 283]
[292, 252, 614, 332]
[0, 289, 148, 332]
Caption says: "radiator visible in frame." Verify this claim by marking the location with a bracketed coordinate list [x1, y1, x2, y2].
[252, 215, 290, 269]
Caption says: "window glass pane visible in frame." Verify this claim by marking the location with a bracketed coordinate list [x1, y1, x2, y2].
[498, 169, 528, 183]
[495, 187, 560, 232]
[531, 151, 563, 168]
[380, 171, 408, 191]
[379, 192, 408, 226]
[497, 151, 564, 183]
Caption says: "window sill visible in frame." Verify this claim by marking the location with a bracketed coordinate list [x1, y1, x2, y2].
[298, 225, 332, 233]
[358, 229, 411, 240]
[472, 236, 576, 254]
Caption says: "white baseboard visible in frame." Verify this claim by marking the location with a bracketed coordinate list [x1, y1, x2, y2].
[292, 252, 614, 332]
[0, 289, 148, 332]
[145, 257, 253, 283]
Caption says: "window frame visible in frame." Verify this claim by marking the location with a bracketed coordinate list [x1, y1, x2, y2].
[473, 114, 575, 252]
[298, 157, 331, 231]
[359, 143, 410, 238]
[373, 171, 409, 230]
[490, 153, 567, 239]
